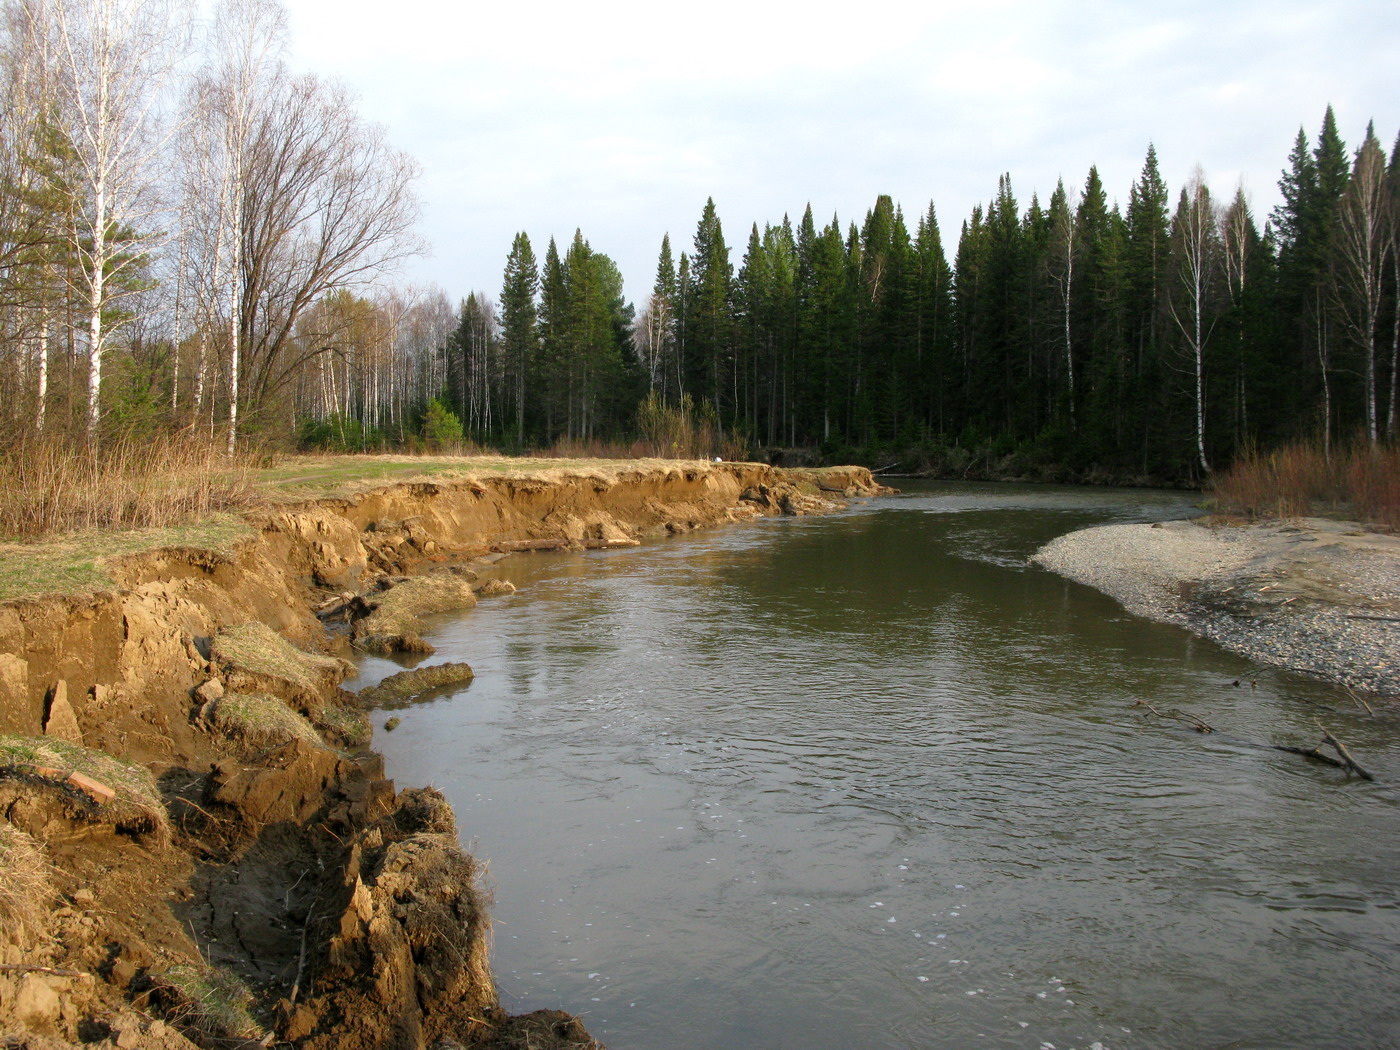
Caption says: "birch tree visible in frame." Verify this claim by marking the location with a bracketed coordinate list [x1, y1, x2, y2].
[1045, 179, 1077, 427]
[200, 0, 286, 451]
[1330, 124, 1390, 445]
[1168, 170, 1219, 475]
[42, 0, 190, 436]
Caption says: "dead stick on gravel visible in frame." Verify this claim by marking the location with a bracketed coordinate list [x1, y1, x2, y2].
[1316, 720, 1375, 780]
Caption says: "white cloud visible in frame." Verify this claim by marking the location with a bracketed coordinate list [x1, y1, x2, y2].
[277, 0, 1400, 302]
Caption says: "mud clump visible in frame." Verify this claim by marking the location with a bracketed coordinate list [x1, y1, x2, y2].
[210, 621, 354, 720]
[351, 569, 479, 654]
[291, 788, 497, 1050]
[358, 663, 476, 709]
[0, 736, 171, 845]
[203, 691, 327, 755]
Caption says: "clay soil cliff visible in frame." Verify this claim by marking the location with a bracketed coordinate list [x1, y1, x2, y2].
[0, 460, 890, 1050]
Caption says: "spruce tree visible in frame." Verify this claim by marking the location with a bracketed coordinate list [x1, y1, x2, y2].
[688, 198, 733, 417]
[499, 232, 539, 446]
[913, 202, 953, 438]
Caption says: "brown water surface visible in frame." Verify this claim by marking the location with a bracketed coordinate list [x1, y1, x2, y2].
[356, 482, 1400, 1050]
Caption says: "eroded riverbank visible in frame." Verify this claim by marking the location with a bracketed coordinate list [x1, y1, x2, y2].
[0, 460, 888, 1049]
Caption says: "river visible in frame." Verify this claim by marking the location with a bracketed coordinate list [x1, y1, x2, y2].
[353, 481, 1400, 1050]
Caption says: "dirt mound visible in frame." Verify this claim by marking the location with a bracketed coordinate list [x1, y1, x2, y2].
[0, 736, 170, 845]
[351, 570, 479, 654]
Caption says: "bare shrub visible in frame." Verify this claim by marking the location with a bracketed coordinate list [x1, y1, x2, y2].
[0, 431, 258, 539]
[1211, 439, 1400, 530]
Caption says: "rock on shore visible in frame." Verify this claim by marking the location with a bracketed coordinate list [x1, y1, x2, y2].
[1033, 517, 1400, 698]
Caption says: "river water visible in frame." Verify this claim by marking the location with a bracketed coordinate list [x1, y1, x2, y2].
[354, 482, 1400, 1050]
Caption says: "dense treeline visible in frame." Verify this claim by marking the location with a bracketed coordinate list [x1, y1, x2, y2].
[2, 6, 1395, 490]
[430, 106, 1399, 481]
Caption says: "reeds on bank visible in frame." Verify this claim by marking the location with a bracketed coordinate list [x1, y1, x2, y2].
[0, 431, 259, 540]
[1210, 439, 1400, 531]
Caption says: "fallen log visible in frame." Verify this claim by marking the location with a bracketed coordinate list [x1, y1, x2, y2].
[491, 538, 570, 552]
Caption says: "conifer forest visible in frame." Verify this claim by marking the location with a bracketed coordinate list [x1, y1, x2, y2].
[2, 0, 1398, 483]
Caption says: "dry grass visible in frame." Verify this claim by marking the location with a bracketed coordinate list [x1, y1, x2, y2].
[158, 962, 266, 1042]
[0, 823, 51, 950]
[252, 451, 744, 502]
[1211, 440, 1400, 531]
[0, 736, 171, 844]
[209, 622, 350, 714]
[0, 431, 259, 541]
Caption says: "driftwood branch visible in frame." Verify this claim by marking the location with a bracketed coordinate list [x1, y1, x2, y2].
[1270, 721, 1376, 780]
[1132, 700, 1214, 733]
[1285, 666, 1377, 716]
[1130, 701, 1378, 782]
[1316, 721, 1375, 780]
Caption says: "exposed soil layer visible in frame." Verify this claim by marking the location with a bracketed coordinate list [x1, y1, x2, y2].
[1034, 516, 1400, 701]
[0, 461, 890, 1048]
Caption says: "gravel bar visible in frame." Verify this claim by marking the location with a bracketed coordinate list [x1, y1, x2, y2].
[1033, 517, 1400, 699]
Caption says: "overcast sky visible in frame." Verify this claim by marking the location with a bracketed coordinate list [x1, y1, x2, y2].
[282, 0, 1400, 308]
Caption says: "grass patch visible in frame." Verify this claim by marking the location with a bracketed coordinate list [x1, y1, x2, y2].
[1212, 440, 1400, 531]
[206, 692, 326, 754]
[0, 823, 51, 949]
[158, 962, 266, 1042]
[209, 622, 349, 714]
[0, 735, 170, 843]
[0, 514, 253, 602]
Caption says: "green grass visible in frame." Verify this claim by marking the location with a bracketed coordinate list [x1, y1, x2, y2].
[0, 514, 253, 602]
[207, 692, 326, 753]
[159, 963, 266, 1041]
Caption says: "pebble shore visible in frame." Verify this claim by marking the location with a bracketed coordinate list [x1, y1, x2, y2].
[1033, 517, 1400, 699]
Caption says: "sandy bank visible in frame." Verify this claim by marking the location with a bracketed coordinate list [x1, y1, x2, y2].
[0, 460, 891, 1049]
[1034, 517, 1400, 699]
